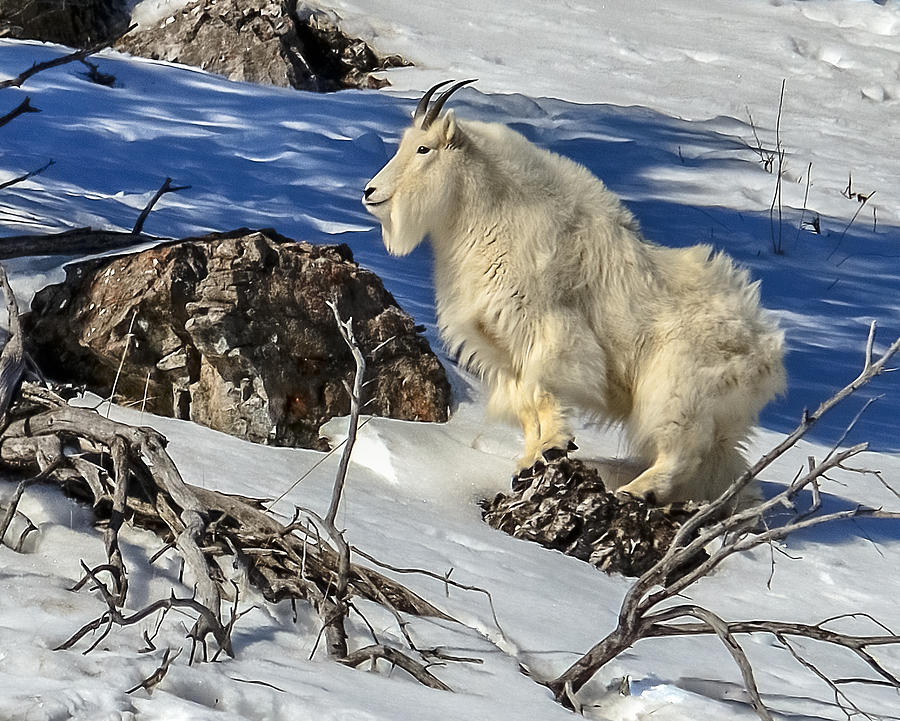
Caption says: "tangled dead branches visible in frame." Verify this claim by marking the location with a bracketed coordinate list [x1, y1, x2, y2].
[0, 269, 454, 689]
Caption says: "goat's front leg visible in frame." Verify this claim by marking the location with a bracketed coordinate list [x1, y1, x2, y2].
[516, 390, 572, 470]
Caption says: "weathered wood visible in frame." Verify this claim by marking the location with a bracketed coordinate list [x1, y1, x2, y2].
[0, 384, 453, 624]
[132, 177, 191, 235]
[0, 228, 157, 260]
[0, 24, 135, 90]
[0, 97, 40, 129]
[0, 263, 25, 423]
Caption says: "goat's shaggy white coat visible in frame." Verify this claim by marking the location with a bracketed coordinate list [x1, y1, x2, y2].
[363, 90, 785, 504]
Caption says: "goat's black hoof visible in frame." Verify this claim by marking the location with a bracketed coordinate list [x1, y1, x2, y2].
[615, 489, 656, 506]
[541, 447, 567, 462]
[567, 440, 579, 452]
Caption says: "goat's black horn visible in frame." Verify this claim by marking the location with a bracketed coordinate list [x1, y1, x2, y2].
[421, 78, 477, 129]
[414, 80, 453, 127]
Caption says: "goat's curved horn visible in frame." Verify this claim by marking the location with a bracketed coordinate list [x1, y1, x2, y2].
[413, 80, 453, 127]
[422, 78, 477, 129]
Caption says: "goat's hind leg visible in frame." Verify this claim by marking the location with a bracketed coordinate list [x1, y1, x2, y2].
[615, 452, 701, 505]
[615, 394, 713, 504]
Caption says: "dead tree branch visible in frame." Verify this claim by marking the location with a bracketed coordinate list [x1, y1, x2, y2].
[132, 178, 191, 235]
[0, 25, 136, 90]
[546, 323, 900, 719]
[325, 298, 366, 529]
[57, 563, 234, 660]
[0, 386, 452, 667]
[126, 647, 183, 694]
[340, 644, 452, 691]
[0, 96, 39, 128]
[0, 261, 25, 423]
[0, 227, 159, 260]
[0, 159, 55, 191]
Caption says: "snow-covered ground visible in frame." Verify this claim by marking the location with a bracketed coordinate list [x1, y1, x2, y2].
[1, 0, 900, 718]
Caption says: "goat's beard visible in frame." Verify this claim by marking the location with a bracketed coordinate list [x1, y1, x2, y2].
[380, 201, 428, 257]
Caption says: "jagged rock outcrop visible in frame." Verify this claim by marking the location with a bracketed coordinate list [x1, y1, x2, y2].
[118, 0, 410, 91]
[25, 228, 450, 448]
[482, 457, 705, 578]
[0, 0, 129, 47]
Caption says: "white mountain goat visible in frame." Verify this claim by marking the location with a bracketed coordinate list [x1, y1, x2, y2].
[363, 80, 785, 504]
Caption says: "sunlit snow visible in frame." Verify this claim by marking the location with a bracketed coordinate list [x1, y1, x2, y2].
[1, 1, 900, 719]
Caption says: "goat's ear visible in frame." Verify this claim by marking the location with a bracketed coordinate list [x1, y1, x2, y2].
[439, 110, 458, 146]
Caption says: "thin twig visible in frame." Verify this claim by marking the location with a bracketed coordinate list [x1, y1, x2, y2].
[340, 644, 452, 691]
[324, 299, 366, 529]
[769, 79, 786, 254]
[827, 191, 876, 263]
[126, 647, 183, 694]
[0, 159, 55, 191]
[0, 25, 136, 90]
[105, 309, 137, 417]
[794, 161, 813, 246]
[0, 97, 40, 129]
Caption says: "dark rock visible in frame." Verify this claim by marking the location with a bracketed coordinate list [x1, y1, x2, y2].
[118, 0, 410, 91]
[482, 457, 706, 578]
[0, 0, 129, 47]
[24, 228, 450, 448]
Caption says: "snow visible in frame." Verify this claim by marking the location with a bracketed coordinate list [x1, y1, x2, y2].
[1, 0, 900, 718]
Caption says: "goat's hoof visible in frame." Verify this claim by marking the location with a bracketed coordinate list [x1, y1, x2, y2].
[541, 446, 567, 462]
[567, 440, 579, 452]
[615, 488, 657, 506]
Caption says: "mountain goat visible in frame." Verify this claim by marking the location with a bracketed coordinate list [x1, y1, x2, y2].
[362, 80, 785, 504]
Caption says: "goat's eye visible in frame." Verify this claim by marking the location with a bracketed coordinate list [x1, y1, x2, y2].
[417, 145, 431, 154]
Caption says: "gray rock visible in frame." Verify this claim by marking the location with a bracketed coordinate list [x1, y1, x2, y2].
[0, 0, 129, 47]
[118, 0, 410, 91]
[25, 228, 451, 448]
[482, 456, 706, 579]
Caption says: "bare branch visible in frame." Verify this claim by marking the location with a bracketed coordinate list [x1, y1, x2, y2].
[0, 261, 25, 423]
[351, 545, 502, 635]
[132, 178, 191, 235]
[546, 324, 900, 712]
[0, 25, 136, 90]
[58, 563, 233, 658]
[340, 644, 452, 691]
[103, 436, 130, 604]
[324, 298, 366, 529]
[126, 647, 183, 694]
[0, 159, 54, 191]
[687, 606, 773, 721]
[0, 97, 40, 129]
[0, 228, 157, 261]
[769, 79, 787, 255]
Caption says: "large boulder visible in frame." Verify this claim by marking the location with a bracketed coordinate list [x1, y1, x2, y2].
[0, 0, 129, 47]
[25, 228, 451, 448]
[118, 0, 410, 91]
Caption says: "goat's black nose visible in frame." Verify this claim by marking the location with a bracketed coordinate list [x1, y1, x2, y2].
[364, 187, 376, 199]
